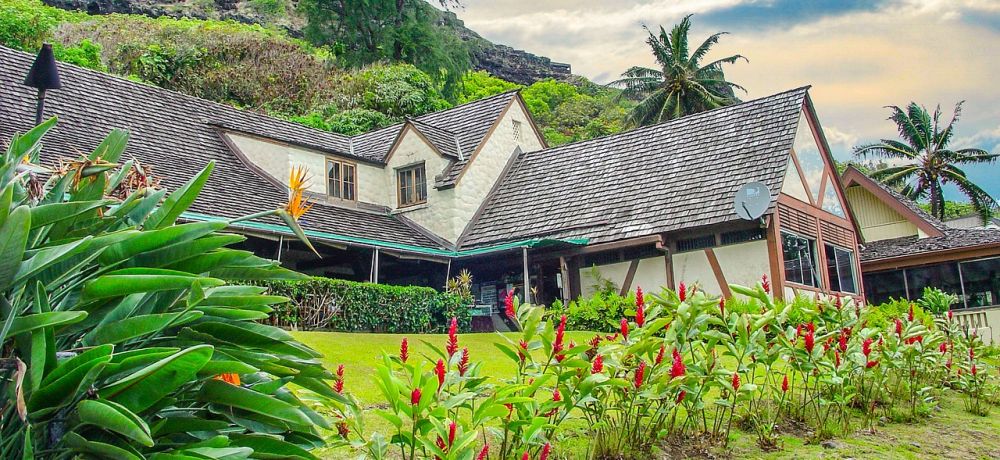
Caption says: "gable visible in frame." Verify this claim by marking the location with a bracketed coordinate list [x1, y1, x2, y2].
[845, 185, 919, 241]
[780, 108, 847, 220]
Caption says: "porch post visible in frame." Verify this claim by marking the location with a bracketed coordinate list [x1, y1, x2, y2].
[522, 246, 531, 305]
[372, 248, 380, 284]
[559, 256, 570, 304]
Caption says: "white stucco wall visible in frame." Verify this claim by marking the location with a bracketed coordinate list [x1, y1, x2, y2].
[714, 240, 771, 289]
[386, 126, 455, 238]
[225, 133, 292, 187]
[672, 250, 722, 294]
[579, 256, 668, 298]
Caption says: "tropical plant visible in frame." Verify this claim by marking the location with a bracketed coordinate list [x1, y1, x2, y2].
[854, 101, 999, 221]
[610, 15, 745, 127]
[0, 119, 341, 458]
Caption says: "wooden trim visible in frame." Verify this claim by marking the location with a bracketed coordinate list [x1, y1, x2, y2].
[841, 166, 945, 238]
[395, 162, 427, 208]
[862, 244, 1000, 272]
[816, 172, 829, 209]
[778, 194, 854, 229]
[515, 93, 550, 149]
[665, 251, 675, 291]
[453, 98, 517, 185]
[704, 248, 732, 298]
[815, 217, 831, 291]
[559, 256, 571, 303]
[788, 147, 815, 206]
[766, 213, 786, 302]
[530, 234, 665, 261]
[619, 259, 641, 295]
[802, 97, 866, 239]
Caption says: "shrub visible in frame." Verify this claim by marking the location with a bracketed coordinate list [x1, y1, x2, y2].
[260, 277, 472, 333]
[917, 286, 959, 314]
[0, 119, 338, 458]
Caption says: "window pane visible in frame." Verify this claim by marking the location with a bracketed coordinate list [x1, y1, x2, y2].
[415, 165, 426, 202]
[825, 245, 857, 294]
[327, 161, 341, 198]
[782, 232, 819, 288]
[398, 169, 411, 206]
[864, 270, 906, 305]
[793, 111, 826, 203]
[960, 257, 1000, 308]
[343, 164, 355, 200]
[906, 263, 963, 308]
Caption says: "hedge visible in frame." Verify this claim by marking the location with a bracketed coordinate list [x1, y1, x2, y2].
[259, 277, 472, 333]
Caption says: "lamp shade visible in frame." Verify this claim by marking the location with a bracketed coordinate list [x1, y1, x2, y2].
[24, 43, 62, 90]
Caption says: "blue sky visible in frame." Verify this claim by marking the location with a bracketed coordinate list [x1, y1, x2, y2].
[455, 0, 1000, 204]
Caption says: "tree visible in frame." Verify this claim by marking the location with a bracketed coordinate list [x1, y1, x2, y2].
[610, 15, 745, 127]
[854, 101, 998, 222]
[298, 0, 470, 99]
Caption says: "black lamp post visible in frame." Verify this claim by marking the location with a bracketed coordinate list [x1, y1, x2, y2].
[23, 43, 62, 125]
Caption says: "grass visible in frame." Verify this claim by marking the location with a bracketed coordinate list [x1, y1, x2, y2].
[295, 331, 1000, 459]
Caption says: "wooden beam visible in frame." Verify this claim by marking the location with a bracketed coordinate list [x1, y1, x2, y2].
[704, 248, 732, 298]
[559, 256, 571, 304]
[766, 213, 786, 302]
[619, 259, 641, 295]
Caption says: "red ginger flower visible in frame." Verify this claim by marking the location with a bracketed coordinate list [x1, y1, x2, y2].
[804, 329, 815, 354]
[518, 339, 528, 362]
[553, 315, 567, 356]
[806, 322, 815, 333]
[447, 420, 457, 446]
[671, 348, 686, 379]
[676, 390, 686, 403]
[838, 334, 848, 353]
[591, 354, 604, 374]
[781, 374, 789, 392]
[447, 317, 459, 357]
[635, 302, 645, 328]
[477, 445, 489, 460]
[458, 348, 470, 376]
[655, 344, 665, 366]
[834, 350, 841, 368]
[411, 387, 422, 405]
[948, 310, 954, 321]
[866, 360, 879, 369]
[761, 274, 771, 294]
[540, 442, 551, 460]
[400, 338, 409, 363]
[337, 421, 350, 438]
[552, 388, 562, 402]
[970, 347, 975, 360]
[895, 318, 903, 337]
[620, 318, 629, 340]
[731, 372, 741, 392]
[435, 359, 446, 388]
[636, 286, 645, 307]
[939, 342, 948, 354]
[505, 290, 516, 319]
[521, 450, 530, 460]
[908, 304, 915, 322]
[634, 361, 647, 388]
[834, 294, 842, 310]
[436, 436, 447, 458]
[334, 365, 345, 393]
[678, 282, 687, 301]
[972, 363, 978, 376]
[863, 337, 873, 357]
[719, 297, 726, 317]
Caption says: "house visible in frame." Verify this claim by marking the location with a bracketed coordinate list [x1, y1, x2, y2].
[0, 45, 865, 317]
[842, 167, 1000, 342]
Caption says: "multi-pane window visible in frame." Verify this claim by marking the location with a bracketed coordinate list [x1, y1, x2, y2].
[782, 232, 820, 288]
[326, 158, 356, 201]
[824, 244, 857, 293]
[397, 163, 427, 207]
[863, 257, 1000, 309]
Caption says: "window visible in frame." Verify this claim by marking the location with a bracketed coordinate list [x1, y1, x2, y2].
[863, 270, 907, 305]
[512, 120, 523, 141]
[721, 228, 766, 245]
[782, 232, 820, 288]
[676, 235, 716, 252]
[397, 163, 427, 207]
[960, 257, 1000, 309]
[906, 263, 963, 308]
[326, 158, 356, 201]
[824, 244, 857, 293]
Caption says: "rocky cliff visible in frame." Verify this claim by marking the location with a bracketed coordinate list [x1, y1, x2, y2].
[42, 0, 573, 85]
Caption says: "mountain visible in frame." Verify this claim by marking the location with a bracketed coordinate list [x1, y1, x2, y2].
[41, 0, 574, 85]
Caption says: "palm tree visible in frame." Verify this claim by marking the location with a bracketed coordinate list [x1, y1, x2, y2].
[854, 102, 998, 222]
[610, 15, 746, 127]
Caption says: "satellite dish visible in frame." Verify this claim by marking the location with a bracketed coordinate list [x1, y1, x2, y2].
[734, 181, 771, 220]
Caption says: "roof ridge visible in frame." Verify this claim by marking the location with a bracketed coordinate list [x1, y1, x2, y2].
[416, 90, 519, 116]
[517, 86, 810, 154]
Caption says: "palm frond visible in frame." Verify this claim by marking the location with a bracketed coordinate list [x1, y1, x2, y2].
[688, 31, 727, 66]
[870, 165, 919, 191]
[952, 148, 999, 163]
[941, 168, 998, 223]
[886, 105, 928, 152]
[853, 140, 918, 160]
[934, 101, 963, 151]
[625, 89, 669, 127]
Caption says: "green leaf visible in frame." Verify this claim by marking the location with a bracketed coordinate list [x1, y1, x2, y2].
[63, 432, 141, 460]
[77, 399, 154, 447]
[8, 312, 88, 336]
[275, 209, 319, 256]
[11, 117, 57, 158]
[29, 200, 108, 229]
[229, 434, 319, 460]
[82, 272, 225, 300]
[14, 236, 92, 287]
[102, 345, 214, 413]
[98, 221, 228, 265]
[147, 162, 214, 230]
[83, 312, 203, 346]
[28, 349, 111, 414]
[0, 205, 30, 289]
[198, 379, 312, 428]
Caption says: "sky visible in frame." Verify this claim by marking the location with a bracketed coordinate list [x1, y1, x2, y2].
[451, 0, 1000, 203]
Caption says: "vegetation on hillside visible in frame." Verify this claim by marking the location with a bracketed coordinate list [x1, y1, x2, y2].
[854, 101, 999, 222]
[611, 14, 746, 126]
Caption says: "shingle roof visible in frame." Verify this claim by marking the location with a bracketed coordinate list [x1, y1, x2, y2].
[459, 87, 810, 249]
[860, 229, 1000, 262]
[0, 45, 442, 250]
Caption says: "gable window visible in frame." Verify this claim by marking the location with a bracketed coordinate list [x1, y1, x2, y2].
[397, 163, 427, 207]
[824, 244, 857, 293]
[512, 120, 523, 141]
[327, 158, 356, 201]
[782, 231, 820, 288]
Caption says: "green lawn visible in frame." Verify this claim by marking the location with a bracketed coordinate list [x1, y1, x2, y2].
[295, 331, 1000, 459]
